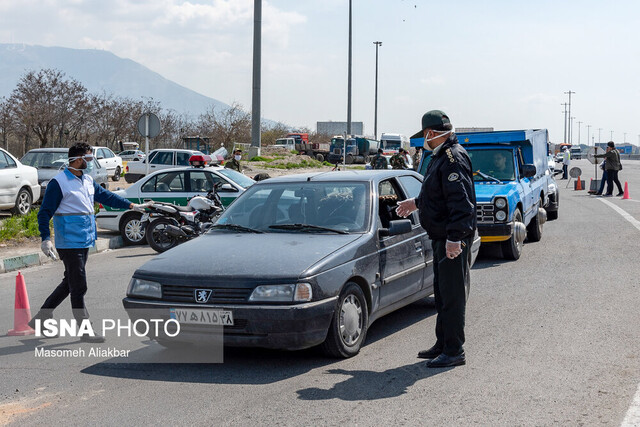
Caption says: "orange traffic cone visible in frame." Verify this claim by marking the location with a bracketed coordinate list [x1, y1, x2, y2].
[622, 182, 631, 200]
[575, 176, 583, 191]
[8, 271, 35, 336]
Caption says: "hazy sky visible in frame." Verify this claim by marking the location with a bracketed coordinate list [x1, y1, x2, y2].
[1, 0, 639, 145]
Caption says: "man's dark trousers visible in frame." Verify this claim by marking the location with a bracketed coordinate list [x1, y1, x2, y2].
[41, 248, 90, 320]
[432, 237, 472, 357]
[605, 170, 623, 195]
[562, 164, 568, 179]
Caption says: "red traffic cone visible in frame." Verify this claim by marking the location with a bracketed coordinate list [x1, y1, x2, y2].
[622, 182, 631, 200]
[575, 176, 583, 191]
[8, 271, 35, 336]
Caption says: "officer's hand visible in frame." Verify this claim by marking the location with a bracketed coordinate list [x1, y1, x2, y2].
[445, 240, 462, 259]
[41, 239, 57, 260]
[395, 198, 417, 218]
[131, 201, 154, 212]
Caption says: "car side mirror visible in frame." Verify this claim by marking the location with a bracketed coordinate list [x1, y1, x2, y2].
[379, 219, 412, 237]
[522, 164, 536, 178]
[218, 183, 235, 192]
[132, 158, 139, 161]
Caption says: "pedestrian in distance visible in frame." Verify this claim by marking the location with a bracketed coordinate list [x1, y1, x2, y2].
[561, 147, 571, 179]
[225, 149, 243, 172]
[371, 148, 389, 170]
[594, 141, 623, 197]
[390, 148, 408, 169]
[28, 142, 153, 342]
[396, 110, 477, 368]
[412, 147, 423, 171]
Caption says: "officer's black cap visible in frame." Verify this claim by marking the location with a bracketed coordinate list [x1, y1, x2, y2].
[410, 110, 451, 140]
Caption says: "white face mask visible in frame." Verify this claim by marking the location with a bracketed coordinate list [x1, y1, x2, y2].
[67, 155, 92, 172]
[424, 130, 452, 149]
[234, 155, 241, 161]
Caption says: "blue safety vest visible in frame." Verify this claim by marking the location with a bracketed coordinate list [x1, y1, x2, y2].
[51, 169, 97, 249]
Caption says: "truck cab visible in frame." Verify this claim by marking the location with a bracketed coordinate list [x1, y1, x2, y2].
[416, 129, 559, 260]
[274, 138, 296, 151]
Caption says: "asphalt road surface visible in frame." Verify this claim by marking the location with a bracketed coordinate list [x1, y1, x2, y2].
[1, 159, 639, 426]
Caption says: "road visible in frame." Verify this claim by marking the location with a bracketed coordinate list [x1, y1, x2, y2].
[1, 159, 639, 426]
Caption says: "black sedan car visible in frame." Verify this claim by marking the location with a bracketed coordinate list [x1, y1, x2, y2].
[124, 170, 481, 358]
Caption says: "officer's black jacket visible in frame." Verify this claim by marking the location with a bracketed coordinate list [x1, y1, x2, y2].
[416, 134, 477, 242]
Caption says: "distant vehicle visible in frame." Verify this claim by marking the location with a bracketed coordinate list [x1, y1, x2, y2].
[92, 146, 123, 181]
[98, 164, 254, 245]
[274, 138, 296, 151]
[118, 150, 146, 162]
[380, 133, 410, 154]
[570, 146, 582, 160]
[328, 136, 380, 164]
[122, 170, 481, 356]
[124, 149, 205, 183]
[21, 147, 108, 202]
[0, 148, 40, 215]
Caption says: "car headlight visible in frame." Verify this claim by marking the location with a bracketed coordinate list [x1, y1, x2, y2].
[40, 180, 49, 188]
[548, 182, 557, 193]
[494, 197, 507, 209]
[127, 278, 162, 299]
[249, 283, 313, 302]
[495, 210, 507, 221]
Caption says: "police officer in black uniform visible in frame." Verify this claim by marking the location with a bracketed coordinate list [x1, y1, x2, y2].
[396, 110, 476, 368]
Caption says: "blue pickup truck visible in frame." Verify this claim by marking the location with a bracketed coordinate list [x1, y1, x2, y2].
[414, 129, 559, 260]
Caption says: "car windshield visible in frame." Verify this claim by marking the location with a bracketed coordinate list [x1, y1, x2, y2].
[21, 151, 68, 169]
[216, 168, 255, 189]
[468, 149, 516, 181]
[214, 181, 370, 233]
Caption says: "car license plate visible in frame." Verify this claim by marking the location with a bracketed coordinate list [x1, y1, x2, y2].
[169, 308, 234, 326]
[141, 213, 149, 221]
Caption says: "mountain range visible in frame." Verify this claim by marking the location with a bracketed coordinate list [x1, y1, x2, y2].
[0, 43, 230, 116]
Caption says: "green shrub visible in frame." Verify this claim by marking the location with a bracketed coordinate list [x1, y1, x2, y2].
[0, 209, 42, 241]
[290, 150, 299, 155]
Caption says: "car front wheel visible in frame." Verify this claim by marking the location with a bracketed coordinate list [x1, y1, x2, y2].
[321, 282, 369, 358]
[12, 188, 32, 215]
[120, 212, 145, 245]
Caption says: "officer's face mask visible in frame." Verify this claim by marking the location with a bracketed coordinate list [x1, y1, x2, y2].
[424, 130, 452, 150]
[234, 155, 241, 161]
[67, 155, 93, 172]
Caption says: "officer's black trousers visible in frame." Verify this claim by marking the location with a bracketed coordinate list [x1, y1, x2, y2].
[41, 248, 90, 320]
[431, 237, 472, 356]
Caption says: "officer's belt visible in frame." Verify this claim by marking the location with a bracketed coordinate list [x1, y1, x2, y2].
[54, 212, 94, 216]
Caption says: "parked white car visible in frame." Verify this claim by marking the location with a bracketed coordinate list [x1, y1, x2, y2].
[118, 150, 146, 162]
[0, 148, 41, 215]
[124, 149, 205, 183]
[93, 146, 123, 182]
[98, 165, 255, 245]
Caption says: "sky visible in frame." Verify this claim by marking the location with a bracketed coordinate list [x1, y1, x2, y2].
[0, 0, 639, 145]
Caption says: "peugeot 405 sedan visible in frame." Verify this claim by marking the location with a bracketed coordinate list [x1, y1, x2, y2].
[123, 170, 481, 358]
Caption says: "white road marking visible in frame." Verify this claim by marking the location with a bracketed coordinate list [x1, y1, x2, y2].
[598, 198, 640, 426]
[621, 384, 640, 426]
[598, 198, 640, 232]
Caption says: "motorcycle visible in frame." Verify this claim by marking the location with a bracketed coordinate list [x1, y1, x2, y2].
[142, 183, 225, 253]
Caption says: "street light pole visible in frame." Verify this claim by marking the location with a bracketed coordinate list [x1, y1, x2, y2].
[598, 128, 602, 144]
[250, 0, 262, 157]
[577, 121, 582, 145]
[373, 41, 382, 140]
[570, 117, 575, 144]
[586, 125, 591, 147]
[561, 103, 568, 143]
[564, 90, 575, 143]
[610, 130, 614, 141]
[346, 0, 352, 135]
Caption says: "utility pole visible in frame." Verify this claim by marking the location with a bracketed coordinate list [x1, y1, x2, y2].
[586, 125, 591, 147]
[250, 0, 262, 158]
[373, 41, 382, 140]
[561, 103, 568, 143]
[346, 0, 352, 135]
[577, 121, 582, 145]
[570, 117, 575, 144]
[598, 128, 602, 144]
[565, 90, 575, 144]
[610, 130, 614, 141]
[623, 132, 627, 143]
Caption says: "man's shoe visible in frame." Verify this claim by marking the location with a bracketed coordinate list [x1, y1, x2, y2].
[417, 344, 443, 359]
[617, 192, 624, 197]
[594, 193, 602, 196]
[603, 194, 612, 197]
[27, 310, 53, 329]
[80, 333, 106, 343]
[426, 351, 466, 368]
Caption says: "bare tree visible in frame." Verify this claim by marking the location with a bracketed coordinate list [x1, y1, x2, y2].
[211, 102, 251, 151]
[0, 97, 12, 151]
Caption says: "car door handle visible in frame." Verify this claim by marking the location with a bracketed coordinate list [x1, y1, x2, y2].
[414, 241, 423, 252]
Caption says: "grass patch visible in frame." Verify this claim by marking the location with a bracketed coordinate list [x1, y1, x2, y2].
[262, 159, 326, 170]
[0, 210, 42, 242]
[290, 150, 299, 155]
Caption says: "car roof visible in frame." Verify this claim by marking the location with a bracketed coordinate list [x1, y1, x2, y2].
[257, 170, 423, 184]
[26, 148, 68, 152]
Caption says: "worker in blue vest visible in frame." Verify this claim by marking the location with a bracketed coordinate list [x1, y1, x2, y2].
[28, 142, 152, 342]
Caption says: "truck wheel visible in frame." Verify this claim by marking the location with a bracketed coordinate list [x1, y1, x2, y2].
[120, 212, 145, 245]
[321, 282, 369, 358]
[345, 154, 354, 165]
[502, 209, 524, 260]
[315, 153, 324, 162]
[527, 205, 544, 242]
